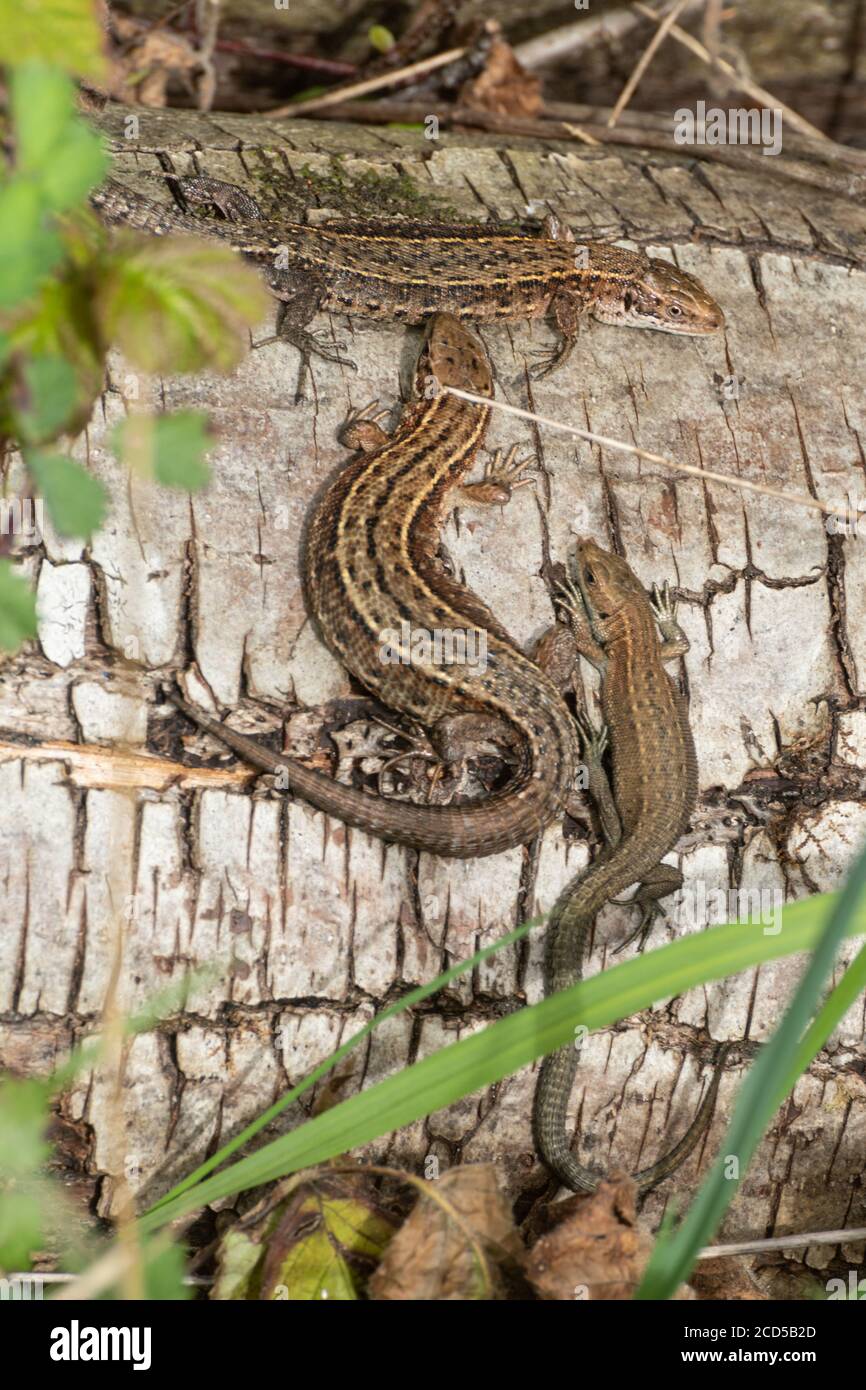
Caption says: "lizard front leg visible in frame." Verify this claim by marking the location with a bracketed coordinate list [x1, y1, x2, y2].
[651, 579, 690, 661]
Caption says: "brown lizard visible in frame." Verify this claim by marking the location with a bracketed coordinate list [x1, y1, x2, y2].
[168, 312, 579, 857]
[532, 539, 728, 1192]
[91, 174, 725, 379]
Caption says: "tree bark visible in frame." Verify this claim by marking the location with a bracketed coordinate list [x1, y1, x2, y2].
[2, 107, 865, 1273]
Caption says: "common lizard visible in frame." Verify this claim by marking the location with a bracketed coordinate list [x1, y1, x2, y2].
[168, 312, 580, 857]
[532, 539, 728, 1192]
[91, 174, 725, 378]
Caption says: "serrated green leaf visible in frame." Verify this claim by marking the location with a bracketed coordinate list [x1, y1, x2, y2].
[5, 273, 105, 437]
[0, 179, 62, 310]
[0, 0, 106, 78]
[368, 25, 396, 53]
[11, 65, 107, 209]
[113, 411, 213, 491]
[26, 450, 107, 537]
[97, 234, 270, 374]
[0, 558, 37, 650]
[15, 354, 79, 443]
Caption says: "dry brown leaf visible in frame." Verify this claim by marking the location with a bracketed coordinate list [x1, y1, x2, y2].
[105, 16, 202, 108]
[459, 38, 541, 119]
[369, 1164, 522, 1300]
[523, 1174, 696, 1301]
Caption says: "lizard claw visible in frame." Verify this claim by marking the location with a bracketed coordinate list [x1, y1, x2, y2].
[527, 337, 576, 379]
[650, 580, 677, 625]
[461, 446, 539, 505]
[574, 710, 607, 765]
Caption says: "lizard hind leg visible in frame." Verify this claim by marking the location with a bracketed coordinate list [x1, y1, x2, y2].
[612, 861, 685, 955]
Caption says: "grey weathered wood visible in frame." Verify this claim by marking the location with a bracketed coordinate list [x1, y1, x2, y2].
[2, 109, 865, 1265]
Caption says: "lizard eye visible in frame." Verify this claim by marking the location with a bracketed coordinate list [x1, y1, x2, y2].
[584, 568, 596, 584]
[667, 303, 683, 317]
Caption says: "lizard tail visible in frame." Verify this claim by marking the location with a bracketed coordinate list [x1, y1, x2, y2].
[533, 858, 730, 1194]
[164, 688, 570, 858]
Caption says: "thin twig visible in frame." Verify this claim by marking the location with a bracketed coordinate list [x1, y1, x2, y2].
[632, 1, 829, 144]
[699, 1226, 866, 1259]
[214, 39, 355, 77]
[608, 0, 690, 127]
[513, 0, 705, 68]
[267, 46, 467, 118]
[560, 122, 601, 147]
[443, 388, 849, 522]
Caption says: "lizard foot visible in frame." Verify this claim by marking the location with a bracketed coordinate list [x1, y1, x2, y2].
[574, 710, 608, 770]
[650, 579, 677, 626]
[461, 446, 539, 505]
[611, 901, 665, 955]
[255, 326, 356, 370]
[552, 571, 584, 625]
[527, 336, 576, 379]
[340, 400, 390, 453]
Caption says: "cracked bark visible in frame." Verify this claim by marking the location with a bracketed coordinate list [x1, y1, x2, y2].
[1, 109, 865, 1268]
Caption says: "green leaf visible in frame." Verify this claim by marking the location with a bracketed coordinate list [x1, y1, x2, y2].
[12, 63, 75, 173]
[40, 123, 108, 212]
[11, 65, 108, 209]
[113, 411, 213, 491]
[141, 891, 866, 1236]
[0, 558, 37, 650]
[368, 25, 396, 53]
[14, 354, 79, 443]
[6, 258, 108, 436]
[97, 234, 270, 374]
[26, 450, 107, 537]
[0, 179, 62, 310]
[0, 1077, 52, 1177]
[150, 917, 543, 1214]
[141, 1238, 192, 1300]
[0, 1188, 44, 1270]
[0, 0, 106, 77]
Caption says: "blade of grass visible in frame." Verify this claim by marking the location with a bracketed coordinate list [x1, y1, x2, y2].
[638, 844, 866, 1299]
[149, 915, 543, 1211]
[139, 891, 865, 1235]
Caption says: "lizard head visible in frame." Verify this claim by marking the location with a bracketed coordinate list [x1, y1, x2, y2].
[571, 538, 648, 624]
[417, 313, 494, 398]
[594, 260, 725, 335]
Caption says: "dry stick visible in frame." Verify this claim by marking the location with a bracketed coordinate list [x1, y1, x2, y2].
[699, 1226, 866, 1260]
[608, 0, 691, 128]
[632, 0, 829, 144]
[27, 1221, 866, 1287]
[443, 388, 848, 522]
[561, 122, 601, 147]
[267, 45, 467, 118]
[215, 38, 355, 77]
[701, 0, 725, 64]
[513, 0, 705, 68]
